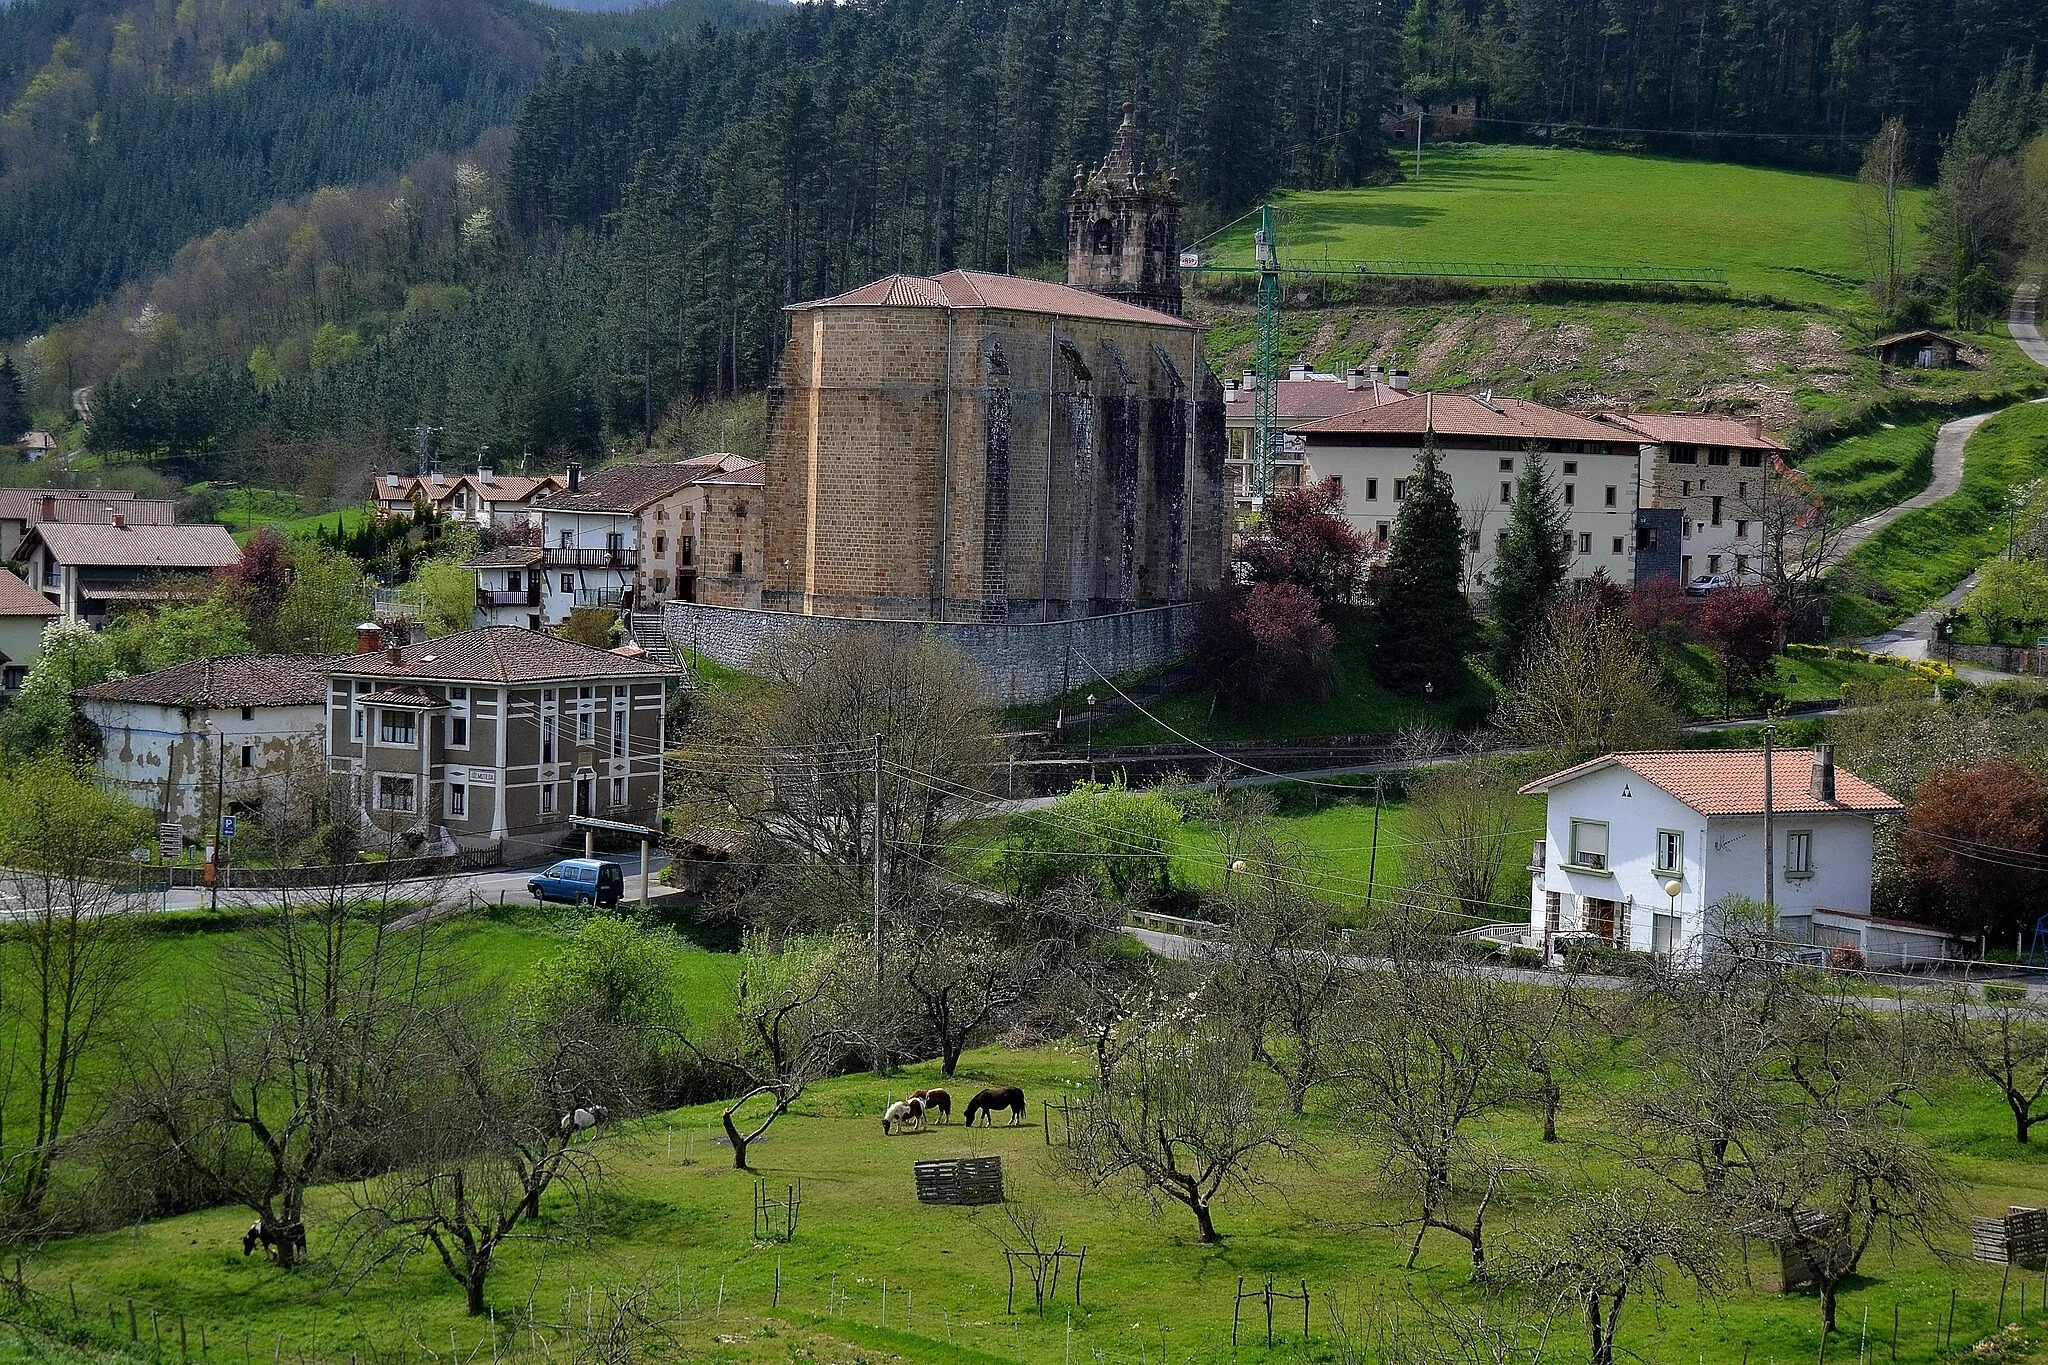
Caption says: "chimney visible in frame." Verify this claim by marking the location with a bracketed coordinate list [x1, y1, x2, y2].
[38, 494, 53, 520]
[1223, 381, 1238, 404]
[1746, 415, 1764, 440]
[1241, 369, 1257, 390]
[1810, 744, 1835, 803]
[1347, 366, 1366, 390]
[1288, 363, 1310, 381]
[477, 466, 494, 485]
[567, 461, 582, 493]
[1390, 369, 1411, 392]
[355, 622, 383, 655]
[385, 473, 401, 490]
[1370, 363, 1386, 385]
[431, 469, 445, 485]
[111, 511, 125, 529]
[386, 642, 404, 666]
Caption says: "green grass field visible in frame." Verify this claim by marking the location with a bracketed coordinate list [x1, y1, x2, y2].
[1197, 144, 1928, 307]
[19, 1038, 2048, 1365]
[1796, 418, 1940, 519]
[1832, 401, 2048, 638]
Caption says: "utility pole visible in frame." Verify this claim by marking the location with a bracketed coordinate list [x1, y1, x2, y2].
[208, 731, 226, 914]
[871, 732, 886, 1076]
[1252, 204, 1280, 507]
[1366, 777, 1383, 906]
[1761, 724, 1776, 924]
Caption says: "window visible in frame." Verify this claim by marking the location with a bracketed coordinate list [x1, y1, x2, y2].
[1499, 457, 1514, 472]
[1737, 481, 1748, 501]
[1740, 450, 1764, 467]
[1612, 537, 1624, 554]
[1563, 461, 1578, 475]
[653, 575, 668, 594]
[1375, 521, 1390, 546]
[1392, 478, 1408, 501]
[1655, 830, 1683, 874]
[1569, 819, 1609, 870]
[574, 774, 594, 818]
[559, 529, 574, 548]
[448, 782, 468, 818]
[1708, 554, 1722, 573]
[610, 775, 627, 806]
[540, 783, 556, 815]
[1785, 829, 1814, 876]
[560, 574, 573, 594]
[681, 538, 694, 566]
[1711, 496, 1723, 526]
[374, 774, 416, 813]
[1496, 529, 1509, 547]
[1, 667, 22, 691]
[611, 704, 627, 758]
[240, 705, 253, 721]
[1735, 519, 1749, 539]
[541, 696, 557, 764]
[1681, 480, 1691, 497]
[448, 687, 468, 749]
[654, 534, 666, 555]
[1562, 529, 1575, 554]
[1669, 445, 1697, 464]
[576, 686, 595, 743]
[1708, 448, 1730, 466]
[1500, 481, 1512, 504]
[1364, 478, 1377, 500]
[1604, 485, 1617, 508]
[1578, 532, 1592, 554]
[606, 531, 624, 553]
[1637, 525, 1659, 552]
[240, 744, 254, 769]
[507, 570, 522, 592]
[378, 710, 416, 745]
[730, 552, 745, 574]
[1563, 484, 1575, 506]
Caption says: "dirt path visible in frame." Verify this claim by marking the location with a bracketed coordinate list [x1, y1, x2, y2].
[2012, 279, 2047, 365]
[1834, 406, 1991, 557]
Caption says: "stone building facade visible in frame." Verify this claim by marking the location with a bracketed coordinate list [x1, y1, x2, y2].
[1065, 101, 1183, 317]
[763, 270, 1226, 623]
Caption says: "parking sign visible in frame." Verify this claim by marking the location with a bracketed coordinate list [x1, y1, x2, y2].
[221, 814, 237, 840]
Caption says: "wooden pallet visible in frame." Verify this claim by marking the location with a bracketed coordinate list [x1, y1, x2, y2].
[914, 1156, 1005, 1205]
[1972, 1207, 2047, 1269]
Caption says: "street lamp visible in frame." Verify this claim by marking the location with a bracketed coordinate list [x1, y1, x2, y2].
[1086, 693, 1098, 784]
[1664, 878, 1682, 958]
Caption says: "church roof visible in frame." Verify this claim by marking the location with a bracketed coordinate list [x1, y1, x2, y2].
[787, 270, 1192, 329]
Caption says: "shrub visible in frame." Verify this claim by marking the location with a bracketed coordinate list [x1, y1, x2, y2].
[1985, 982, 2029, 1004]
[1507, 945, 1544, 969]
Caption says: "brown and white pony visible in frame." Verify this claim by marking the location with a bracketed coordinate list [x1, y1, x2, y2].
[882, 1096, 926, 1134]
[964, 1086, 1026, 1127]
[910, 1088, 951, 1124]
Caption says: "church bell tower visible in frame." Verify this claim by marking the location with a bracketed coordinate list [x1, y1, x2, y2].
[1066, 101, 1183, 317]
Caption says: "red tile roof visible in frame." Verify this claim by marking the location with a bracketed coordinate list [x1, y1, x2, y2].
[76, 653, 335, 709]
[789, 269, 1192, 329]
[1228, 379, 1412, 427]
[0, 571, 56, 617]
[545, 463, 707, 514]
[1520, 750, 1904, 816]
[1291, 392, 1637, 445]
[356, 687, 449, 708]
[331, 626, 671, 684]
[24, 522, 240, 570]
[0, 488, 137, 523]
[1597, 411, 1788, 451]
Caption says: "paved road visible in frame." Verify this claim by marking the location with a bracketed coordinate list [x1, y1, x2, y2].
[1836, 407, 1990, 559]
[2012, 279, 2048, 365]
[153, 848, 670, 915]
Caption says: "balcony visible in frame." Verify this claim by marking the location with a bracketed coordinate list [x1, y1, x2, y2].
[477, 585, 541, 608]
[543, 547, 637, 569]
[1528, 840, 1546, 874]
[574, 588, 628, 610]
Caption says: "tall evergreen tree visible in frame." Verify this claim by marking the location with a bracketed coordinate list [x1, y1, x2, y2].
[1488, 447, 1572, 683]
[1374, 433, 1473, 696]
[0, 357, 28, 445]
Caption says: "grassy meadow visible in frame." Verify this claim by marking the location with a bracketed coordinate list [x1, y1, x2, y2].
[18, 1034, 2048, 1365]
[1795, 417, 1942, 519]
[1196, 144, 1924, 306]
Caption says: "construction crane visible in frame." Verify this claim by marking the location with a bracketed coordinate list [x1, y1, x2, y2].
[1182, 202, 1286, 507]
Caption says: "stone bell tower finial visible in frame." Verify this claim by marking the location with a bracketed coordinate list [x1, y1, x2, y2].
[1064, 91, 1183, 317]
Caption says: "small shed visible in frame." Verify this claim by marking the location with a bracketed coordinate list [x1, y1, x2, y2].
[668, 826, 746, 897]
[1873, 329, 1970, 370]
[1972, 1206, 2048, 1270]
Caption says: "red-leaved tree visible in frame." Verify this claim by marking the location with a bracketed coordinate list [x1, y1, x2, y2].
[1900, 758, 2048, 939]
[1698, 587, 1784, 717]
[219, 528, 294, 650]
[1240, 479, 1368, 610]
[1188, 583, 1335, 716]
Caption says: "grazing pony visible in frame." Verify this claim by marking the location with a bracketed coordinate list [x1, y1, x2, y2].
[559, 1105, 610, 1136]
[882, 1096, 926, 1135]
[242, 1219, 307, 1261]
[964, 1087, 1026, 1127]
[910, 1088, 952, 1124]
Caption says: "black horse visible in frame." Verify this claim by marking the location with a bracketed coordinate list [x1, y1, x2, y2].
[964, 1086, 1026, 1127]
[242, 1219, 307, 1261]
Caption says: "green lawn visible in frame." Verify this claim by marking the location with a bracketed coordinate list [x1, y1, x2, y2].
[1832, 401, 2048, 638]
[18, 1039, 2048, 1365]
[1797, 417, 1940, 519]
[1196, 144, 1928, 307]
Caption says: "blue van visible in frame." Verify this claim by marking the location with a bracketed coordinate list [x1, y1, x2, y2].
[528, 858, 625, 907]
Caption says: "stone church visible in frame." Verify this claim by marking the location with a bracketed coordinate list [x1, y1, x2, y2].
[760, 106, 1226, 624]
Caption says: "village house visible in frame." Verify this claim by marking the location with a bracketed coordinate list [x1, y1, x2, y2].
[1221, 364, 1411, 513]
[372, 468, 566, 529]
[1871, 329, 1971, 370]
[1289, 391, 1644, 591]
[324, 624, 670, 854]
[75, 653, 332, 838]
[1598, 411, 1789, 587]
[464, 543, 545, 630]
[679, 456, 766, 609]
[0, 570, 56, 693]
[1517, 748, 1947, 968]
[14, 431, 57, 462]
[19, 518, 240, 624]
[0, 489, 175, 562]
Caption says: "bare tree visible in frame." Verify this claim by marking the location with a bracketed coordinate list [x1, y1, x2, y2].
[1743, 468, 1849, 631]
[123, 832, 452, 1267]
[1855, 117, 1912, 316]
[897, 906, 1043, 1078]
[1404, 764, 1525, 925]
[1338, 914, 1522, 1278]
[1495, 594, 1678, 759]
[1062, 1004, 1297, 1243]
[1507, 972, 1606, 1144]
[707, 929, 858, 1170]
[1206, 838, 1354, 1113]
[1933, 981, 2048, 1143]
[1511, 1189, 1722, 1365]
[0, 757, 154, 1235]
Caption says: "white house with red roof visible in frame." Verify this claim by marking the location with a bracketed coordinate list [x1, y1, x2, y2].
[1516, 747, 1946, 968]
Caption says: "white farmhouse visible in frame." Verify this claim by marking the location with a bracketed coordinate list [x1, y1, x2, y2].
[1518, 747, 1944, 967]
[75, 654, 333, 839]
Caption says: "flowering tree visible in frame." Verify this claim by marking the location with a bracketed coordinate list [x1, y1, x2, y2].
[1900, 757, 2048, 938]
[1239, 478, 1368, 609]
[1188, 583, 1335, 716]
[1699, 587, 1785, 716]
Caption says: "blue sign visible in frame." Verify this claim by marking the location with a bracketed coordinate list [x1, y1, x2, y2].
[221, 815, 237, 840]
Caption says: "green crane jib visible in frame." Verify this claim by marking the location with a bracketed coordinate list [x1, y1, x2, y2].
[1252, 203, 1281, 509]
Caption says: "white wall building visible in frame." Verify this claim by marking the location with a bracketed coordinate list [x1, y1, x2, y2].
[75, 654, 332, 839]
[1518, 747, 1930, 965]
[1292, 392, 1644, 591]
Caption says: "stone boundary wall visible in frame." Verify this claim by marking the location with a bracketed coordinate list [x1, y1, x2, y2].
[162, 847, 501, 890]
[663, 600, 1194, 705]
[1944, 642, 2048, 676]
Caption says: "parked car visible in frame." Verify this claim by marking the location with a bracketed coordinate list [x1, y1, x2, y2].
[1685, 572, 1732, 597]
[529, 858, 624, 907]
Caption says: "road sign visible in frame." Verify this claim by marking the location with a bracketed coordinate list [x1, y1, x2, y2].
[157, 822, 180, 860]
[221, 815, 237, 840]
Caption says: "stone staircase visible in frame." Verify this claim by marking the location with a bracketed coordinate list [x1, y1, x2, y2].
[626, 610, 676, 668]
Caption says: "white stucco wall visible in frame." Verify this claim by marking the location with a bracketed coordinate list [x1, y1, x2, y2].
[1699, 812, 1877, 918]
[540, 509, 637, 624]
[82, 699, 326, 833]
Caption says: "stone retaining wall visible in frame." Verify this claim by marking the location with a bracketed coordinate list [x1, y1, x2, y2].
[1945, 642, 2048, 676]
[662, 600, 1193, 705]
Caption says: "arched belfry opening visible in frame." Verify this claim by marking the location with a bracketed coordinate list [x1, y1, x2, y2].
[1065, 100, 1183, 317]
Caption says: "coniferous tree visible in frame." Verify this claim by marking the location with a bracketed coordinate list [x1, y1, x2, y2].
[0, 357, 28, 445]
[1374, 434, 1472, 696]
[1488, 448, 1571, 684]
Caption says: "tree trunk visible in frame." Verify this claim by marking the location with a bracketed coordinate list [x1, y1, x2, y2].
[466, 1261, 489, 1317]
[941, 1044, 961, 1078]
[1541, 1084, 1560, 1142]
[723, 1108, 750, 1171]
[2013, 1101, 2032, 1145]
[1191, 1199, 1219, 1243]
[1819, 1279, 1838, 1336]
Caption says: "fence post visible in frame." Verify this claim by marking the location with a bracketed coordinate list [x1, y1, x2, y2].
[127, 1300, 137, 1340]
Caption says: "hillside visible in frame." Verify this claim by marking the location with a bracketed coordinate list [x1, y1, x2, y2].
[0, 0, 774, 338]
